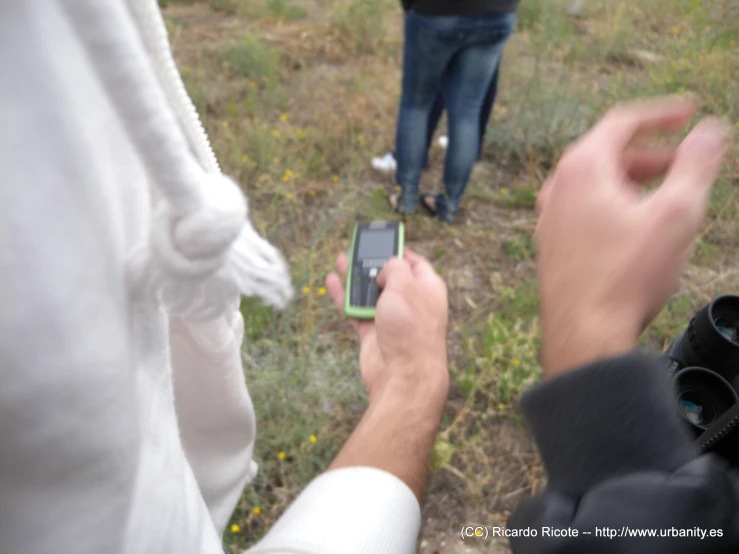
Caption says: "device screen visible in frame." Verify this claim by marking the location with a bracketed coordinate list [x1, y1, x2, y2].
[357, 229, 396, 259]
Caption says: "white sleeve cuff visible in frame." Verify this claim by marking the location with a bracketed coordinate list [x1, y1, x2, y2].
[245, 467, 421, 554]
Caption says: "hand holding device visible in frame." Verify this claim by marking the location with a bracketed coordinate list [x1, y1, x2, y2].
[325, 248, 449, 402]
[326, 248, 449, 502]
[534, 97, 731, 377]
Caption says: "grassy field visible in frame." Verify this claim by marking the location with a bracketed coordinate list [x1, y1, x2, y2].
[160, 0, 739, 551]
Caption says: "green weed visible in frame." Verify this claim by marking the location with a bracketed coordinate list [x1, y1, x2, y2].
[221, 34, 279, 85]
[502, 233, 536, 262]
[498, 279, 539, 323]
[499, 185, 538, 209]
[473, 314, 541, 404]
[487, 69, 598, 169]
[332, 0, 388, 55]
[643, 292, 695, 350]
[209, 0, 237, 13]
[158, 0, 196, 7]
[266, 0, 308, 21]
[693, 239, 720, 267]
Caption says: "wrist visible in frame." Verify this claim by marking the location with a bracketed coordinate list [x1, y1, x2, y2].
[330, 360, 448, 502]
[541, 310, 640, 378]
[370, 359, 449, 411]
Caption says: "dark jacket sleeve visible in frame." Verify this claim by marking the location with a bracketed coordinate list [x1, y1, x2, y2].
[508, 352, 739, 553]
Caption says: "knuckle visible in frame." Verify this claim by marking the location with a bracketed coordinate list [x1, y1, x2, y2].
[562, 136, 593, 164]
[606, 103, 628, 118]
[659, 193, 702, 231]
[554, 149, 584, 180]
[605, 101, 635, 122]
[664, 194, 693, 219]
[383, 258, 403, 274]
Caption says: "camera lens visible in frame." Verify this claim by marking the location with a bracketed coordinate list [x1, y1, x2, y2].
[676, 295, 739, 381]
[714, 316, 739, 343]
[678, 391, 717, 427]
[673, 367, 738, 431]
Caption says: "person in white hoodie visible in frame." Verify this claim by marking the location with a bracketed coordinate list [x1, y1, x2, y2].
[0, 1, 450, 553]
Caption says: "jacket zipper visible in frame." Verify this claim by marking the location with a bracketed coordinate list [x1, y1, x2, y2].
[135, 0, 221, 174]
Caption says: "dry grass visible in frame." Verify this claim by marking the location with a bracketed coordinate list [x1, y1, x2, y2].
[163, 0, 739, 551]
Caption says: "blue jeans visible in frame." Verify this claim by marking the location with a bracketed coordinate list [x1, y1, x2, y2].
[395, 10, 515, 223]
[396, 62, 499, 169]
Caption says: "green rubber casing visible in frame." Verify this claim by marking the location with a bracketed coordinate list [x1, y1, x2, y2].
[344, 221, 404, 320]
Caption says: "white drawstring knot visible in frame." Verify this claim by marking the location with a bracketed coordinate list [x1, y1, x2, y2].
[131, 173, 294, 322]
[151, 173, 246, 280]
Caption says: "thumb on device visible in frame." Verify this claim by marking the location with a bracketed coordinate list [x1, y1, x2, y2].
[376, 256, 413, 290]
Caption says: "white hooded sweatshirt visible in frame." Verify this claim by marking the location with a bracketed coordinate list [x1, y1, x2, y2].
[0, 1, 420, 553]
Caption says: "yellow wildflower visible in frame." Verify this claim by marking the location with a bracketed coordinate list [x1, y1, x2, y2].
[277, 451, 286, 460]
[309, 190, 317, 196]
[280, 113, 288, 122]
[498, 403, 506, 410]
[253, 507, 261, 515]
[318, 287, 326, 296]
[271, 130, 280, 138]
[512, 359, 520, 367]
[295, 128, 306, 139]
[302, 286, 310, 294]
[309, 435, 318, 443]
[332, 175, 339, 182]
[310, 252, 317, 259]
[230, 524, 240, 533]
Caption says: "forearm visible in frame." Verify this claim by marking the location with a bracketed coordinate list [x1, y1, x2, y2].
[246, 370, 447, 554]
[330, 369, 448, 502]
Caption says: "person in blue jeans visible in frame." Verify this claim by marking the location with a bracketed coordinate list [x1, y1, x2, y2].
[373, 61, 499, 171]
[426, 61, 500, 166]
[389, 1, 518, 223]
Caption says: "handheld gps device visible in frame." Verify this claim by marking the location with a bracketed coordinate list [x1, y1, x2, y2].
[344, 221, 404, 319]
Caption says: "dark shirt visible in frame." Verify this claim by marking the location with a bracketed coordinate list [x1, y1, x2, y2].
[403, 0, 520, 15]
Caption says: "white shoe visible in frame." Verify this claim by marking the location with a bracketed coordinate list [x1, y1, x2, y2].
[438, 135, 448, 149]
[371, 153, 397, 173]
